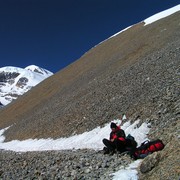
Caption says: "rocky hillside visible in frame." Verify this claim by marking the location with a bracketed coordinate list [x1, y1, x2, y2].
[0, 12, 179, 179]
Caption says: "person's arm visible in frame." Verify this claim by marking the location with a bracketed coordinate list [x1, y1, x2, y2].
[110, 132, 117, 142]
[109, 132, 113, 141]
[116, 129, 126, 141]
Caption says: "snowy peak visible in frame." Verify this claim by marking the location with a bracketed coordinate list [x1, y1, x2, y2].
[0, 65, 53, 106]
[25, 65, 53, 77]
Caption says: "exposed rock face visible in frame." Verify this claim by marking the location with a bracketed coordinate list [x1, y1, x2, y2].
[140, 152, 161, 173]
[0, 101, 3, 108]
[0, 72, 20, 83]
[16, 77, 29, 88]
[0, 12, 179, 180]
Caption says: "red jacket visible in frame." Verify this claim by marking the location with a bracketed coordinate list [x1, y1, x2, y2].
[110, 126, 126, 142]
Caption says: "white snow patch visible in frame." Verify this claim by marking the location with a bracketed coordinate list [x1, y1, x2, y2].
[0, 119, 150, 179]
[144, 4, 180, 25]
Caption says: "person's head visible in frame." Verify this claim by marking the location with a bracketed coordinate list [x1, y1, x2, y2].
[110, 122, 117, 131]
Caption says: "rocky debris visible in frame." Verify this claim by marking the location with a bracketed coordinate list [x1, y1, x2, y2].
[140, 152, 161, 173]
[0, 149, 133, 179]
[139, 130, 180, 180]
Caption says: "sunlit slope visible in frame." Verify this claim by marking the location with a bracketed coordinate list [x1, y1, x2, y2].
[0, 12, 179, 141]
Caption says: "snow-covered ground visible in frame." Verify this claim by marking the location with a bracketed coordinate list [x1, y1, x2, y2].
[0, 118, 150, 179]
[144, 4, 180, 25]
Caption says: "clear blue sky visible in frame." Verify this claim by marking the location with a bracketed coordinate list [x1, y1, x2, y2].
[0, 0, 179, 73]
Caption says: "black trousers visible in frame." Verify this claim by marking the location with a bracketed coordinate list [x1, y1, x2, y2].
[103, 138, 126, 153]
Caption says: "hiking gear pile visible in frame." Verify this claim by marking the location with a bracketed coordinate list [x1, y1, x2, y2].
[102, 122, 165, 158]
[103, 133, 165, 159]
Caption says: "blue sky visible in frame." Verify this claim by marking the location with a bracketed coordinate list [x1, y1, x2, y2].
[0, 0, 179, 73]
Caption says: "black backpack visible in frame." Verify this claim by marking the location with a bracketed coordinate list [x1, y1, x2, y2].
[125, 134, 138, 151]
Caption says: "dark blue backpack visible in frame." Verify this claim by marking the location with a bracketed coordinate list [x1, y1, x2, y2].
[125, 134, 137, 151]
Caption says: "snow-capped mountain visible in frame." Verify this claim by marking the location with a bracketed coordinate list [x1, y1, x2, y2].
[0, 65, 53, 106]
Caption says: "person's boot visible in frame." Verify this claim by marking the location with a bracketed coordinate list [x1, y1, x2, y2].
[103, 147, 110, 154]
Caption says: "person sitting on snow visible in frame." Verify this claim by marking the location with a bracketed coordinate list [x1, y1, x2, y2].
[102, 122, 126, 155]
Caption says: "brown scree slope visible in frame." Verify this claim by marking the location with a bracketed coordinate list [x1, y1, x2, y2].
[0, 12, 179, 143]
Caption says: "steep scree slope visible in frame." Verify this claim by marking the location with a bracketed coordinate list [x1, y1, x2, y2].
[0, 12, 179, 144]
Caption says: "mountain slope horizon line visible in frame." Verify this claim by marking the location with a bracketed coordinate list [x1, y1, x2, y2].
[0, 7, 179, 141]
[0, 5, 179, 107]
